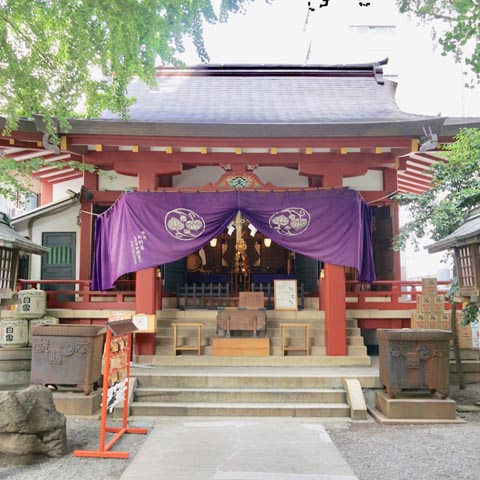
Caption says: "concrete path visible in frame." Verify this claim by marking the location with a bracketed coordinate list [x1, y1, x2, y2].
[120, 417, 358, 480]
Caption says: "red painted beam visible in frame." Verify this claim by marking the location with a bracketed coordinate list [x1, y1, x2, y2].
[66, 134, 415, 149]
[358, 318, 410, 329]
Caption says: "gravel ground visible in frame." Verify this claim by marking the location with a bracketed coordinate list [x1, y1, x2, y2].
[1, 384, 479, 480]
[327, 383, 480, 480]
[0, 418, 154, 480]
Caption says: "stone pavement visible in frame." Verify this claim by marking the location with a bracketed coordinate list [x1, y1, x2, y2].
[119, 417, 358, 480]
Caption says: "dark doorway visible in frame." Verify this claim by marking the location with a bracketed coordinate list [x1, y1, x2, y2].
[41, 232, 76, 301]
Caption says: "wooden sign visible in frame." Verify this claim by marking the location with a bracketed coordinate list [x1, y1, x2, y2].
[74, 316, 147, 459]
[274, 279, 298, 311]
[132, 313, 156, 333]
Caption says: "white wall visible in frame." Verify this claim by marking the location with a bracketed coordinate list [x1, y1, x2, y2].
[172, 167, 224, 187]
[99, 172, 138, 191]
[14, 204, 80, 280]
[343, 170, 384, 191]
[256, 167, 308, 187]
[52, 178, 83, 201]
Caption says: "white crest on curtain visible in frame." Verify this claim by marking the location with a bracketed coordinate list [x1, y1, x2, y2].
[269, 207, 310, 236]
[165, 208, 206, 240]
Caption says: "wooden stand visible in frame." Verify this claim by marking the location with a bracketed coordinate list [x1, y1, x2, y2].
[212, 337, 270, 356]
[172, 323, 203, 355]
[280, 323, 310, 356]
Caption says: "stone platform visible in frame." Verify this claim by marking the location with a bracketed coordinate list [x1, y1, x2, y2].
[368, 390, 464, 424]
[52, 390, 102, 417]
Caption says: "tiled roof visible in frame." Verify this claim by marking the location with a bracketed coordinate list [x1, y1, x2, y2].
[428, 207, 480, 253]
[0, 220, 48, 255]
[101, 65, 434, 126]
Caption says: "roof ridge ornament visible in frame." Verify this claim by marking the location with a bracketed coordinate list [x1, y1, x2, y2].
[33, 115, 60, 154]
[420, 126, 439, 152]
[373, 62, 385, 85]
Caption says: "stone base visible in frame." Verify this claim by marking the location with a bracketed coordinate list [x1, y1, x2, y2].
[0, 347, 31, 387]
[369, 390, 464, 424]
[52, 390, 102, 416]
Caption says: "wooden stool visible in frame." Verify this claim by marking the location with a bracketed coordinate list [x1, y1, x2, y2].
[280, 323, 310, 356]
[172, 323, 203, 355]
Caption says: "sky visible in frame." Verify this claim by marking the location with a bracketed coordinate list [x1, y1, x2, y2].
[181, 0, 480, 118]
[179, 0, 480, 280]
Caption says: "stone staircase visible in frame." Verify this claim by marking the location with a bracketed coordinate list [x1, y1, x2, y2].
[152, 309, 368, 362]
[124, 309, 374, 418]
[127, 367, 379, 418]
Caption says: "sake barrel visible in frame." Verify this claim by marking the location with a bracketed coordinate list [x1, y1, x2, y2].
[0, 318, 28, 348]
[28, 316, 59, 346]
[16, 289, 47, 319]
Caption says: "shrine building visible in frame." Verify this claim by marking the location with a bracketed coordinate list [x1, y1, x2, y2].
[3, 60, 478, 363]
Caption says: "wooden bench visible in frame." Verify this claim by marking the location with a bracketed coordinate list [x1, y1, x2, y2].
[172, 323, 203, 355]
[280, 323, 310, 356]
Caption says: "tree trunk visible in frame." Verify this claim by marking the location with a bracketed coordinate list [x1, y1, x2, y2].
[451, 302, 465, 390]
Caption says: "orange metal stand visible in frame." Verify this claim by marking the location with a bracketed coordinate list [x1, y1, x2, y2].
[74, 325, 148, 459]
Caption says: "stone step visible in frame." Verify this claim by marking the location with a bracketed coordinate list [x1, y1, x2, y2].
[449, 349, 479, 361]
[144, 354, 371, 367]
[155, 327, 328, 339]
[449, 360, 480, 373]
[129, 401, 351, 417]
[347, 336, 365, 346]
[134, 387, 346, 403]
[155, 344, 366, 357]
[157, 337, 327, 348]
[347, 327, 361, 336]
[450, 372, 480, 384]
[309, 346, 327, 356]
[156, 317, 358, 330]
[134, 372, 377, 389]
[347, 345, 367, 356]
[156, 334, 359, 348]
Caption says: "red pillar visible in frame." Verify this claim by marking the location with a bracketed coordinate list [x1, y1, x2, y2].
[40, 181, 53, 205]
[392, 202, 402, 280]
[79, 171, 98, 281]
[384, 169, 402, 280]
[324, 264, 347, 356]
[134, 171, 158, 355]
[321, 172, 347, 356]
[135, 269, 157, 354]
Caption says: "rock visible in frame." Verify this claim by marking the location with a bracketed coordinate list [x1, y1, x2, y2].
[0, 385, 67, 457]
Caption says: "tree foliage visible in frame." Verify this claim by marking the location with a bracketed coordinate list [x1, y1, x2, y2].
[0, 0, 259, 133]
[0, 0, 262, 199]
[397, 1, 480, 79]
[394, 128, 480, 251]
[395, 128, 480, 323]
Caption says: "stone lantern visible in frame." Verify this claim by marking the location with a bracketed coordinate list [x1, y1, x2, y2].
[0, 212, 49, 307]
[427, 207, 480, 303]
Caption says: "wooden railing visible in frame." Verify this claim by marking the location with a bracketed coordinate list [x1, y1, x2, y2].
[345, 280, 451, 310]
[16, 278, 452, 312]
[176, 282, 231, 310]
[17, 279, 136, 310]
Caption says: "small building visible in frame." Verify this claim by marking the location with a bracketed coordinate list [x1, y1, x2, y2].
[0, 212, 48, 307]
[428, 207, 480, 303]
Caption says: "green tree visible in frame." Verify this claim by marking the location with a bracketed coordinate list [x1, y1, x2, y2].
[395, 128, 480, 323]
[395, 128, 480, 251]
[397, 1, 480, 79]
[0, 0, 263, 199]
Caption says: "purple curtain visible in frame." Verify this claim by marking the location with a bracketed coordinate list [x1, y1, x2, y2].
[91, 188, 375, 290]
